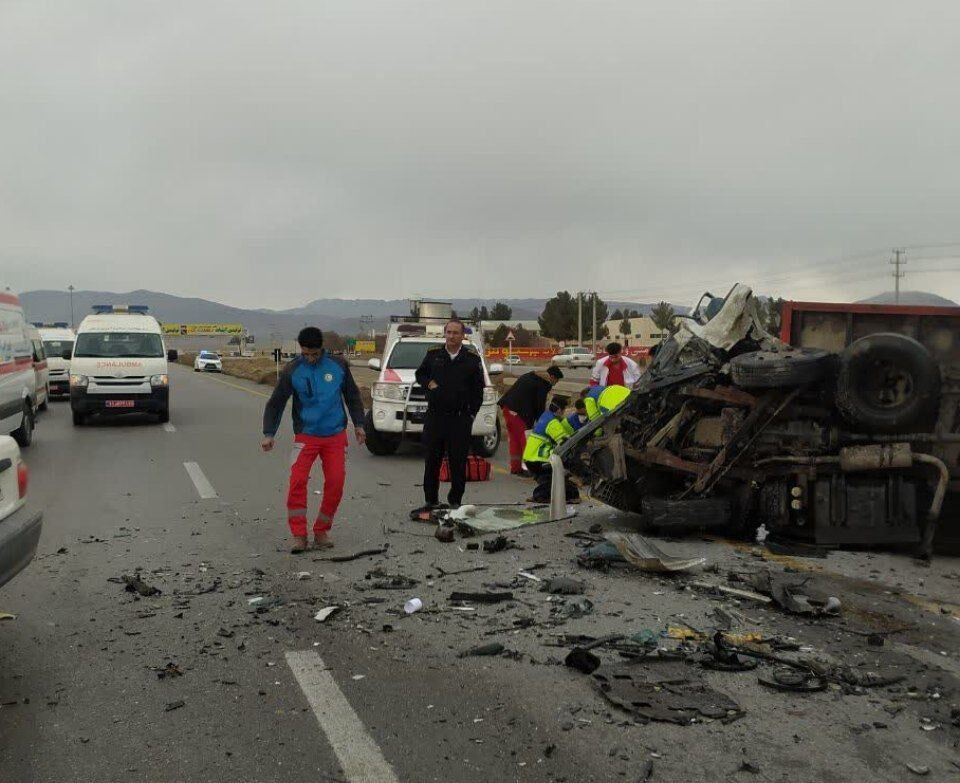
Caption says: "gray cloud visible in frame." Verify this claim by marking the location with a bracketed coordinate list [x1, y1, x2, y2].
[3, 1, 960, 308]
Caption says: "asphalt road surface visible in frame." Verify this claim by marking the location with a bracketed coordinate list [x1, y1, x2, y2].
[2, 365, 959, 782]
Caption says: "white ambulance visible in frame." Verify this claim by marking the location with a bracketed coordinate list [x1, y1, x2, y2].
[364, 301, 503, 456]
[69, 305, 170, 425]
[0, 289, 38, 446]
[37, 323, 75, 399]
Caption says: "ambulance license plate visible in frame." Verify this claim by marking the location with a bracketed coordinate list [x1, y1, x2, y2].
[106, 400, 135, 408]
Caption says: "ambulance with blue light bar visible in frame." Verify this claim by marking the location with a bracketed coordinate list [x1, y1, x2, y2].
[364, 300, 503, 457]
[69, 305, 170, 426]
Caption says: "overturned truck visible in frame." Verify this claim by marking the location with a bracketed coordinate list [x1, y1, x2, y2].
[557, 285, 960, 554]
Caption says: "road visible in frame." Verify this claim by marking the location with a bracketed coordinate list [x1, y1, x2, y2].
[1, 364, 959, 782]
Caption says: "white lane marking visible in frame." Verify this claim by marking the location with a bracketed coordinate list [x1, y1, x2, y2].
[163, 423, 177, 432]
[183, 461, 218, 499]
[285, 650, 400, 783]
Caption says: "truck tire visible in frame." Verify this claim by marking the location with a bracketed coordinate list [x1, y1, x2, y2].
[836, 333, 941, 433]
[640, 496, 731, 530]
[363, 410, 400, 456]
[13, 403, 34, 447]
[471, 417, 501, 458]
[730, 348, 830, 389]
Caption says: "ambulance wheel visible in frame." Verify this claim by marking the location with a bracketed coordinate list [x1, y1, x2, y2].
[471, 418, 501, 458]
[364, 411, 400, 456]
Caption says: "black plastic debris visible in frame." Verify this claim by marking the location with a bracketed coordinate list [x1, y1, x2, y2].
[565, 647, 602, 674]
[120, 574, 161, 597]
[592, 662, 744, 725]
[449, 591, 514, 604]
[458, 643, 506, 658]
[542, 577, 586, 595]
[164, 700, 185, 712]
[758, 668, 828, 693]
[154, 663, 183, 680]
[483, 536, 511, 553]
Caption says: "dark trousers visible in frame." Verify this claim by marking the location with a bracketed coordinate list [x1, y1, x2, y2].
[423, 411, 473, 506]
[524, 460, 580, 503]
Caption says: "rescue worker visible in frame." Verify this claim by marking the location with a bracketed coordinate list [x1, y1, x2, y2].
[561, 398, 589, 436]
[590, 342, 642, 387]
[581, 384, 631, 420]
[522, 401, 581, 504]
[497, 365, 563, 474]
[413, 319, 485, 513]
[261, 327, 365, 553]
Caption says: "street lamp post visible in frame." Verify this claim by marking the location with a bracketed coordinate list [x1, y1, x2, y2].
[68, 285, 75, 329]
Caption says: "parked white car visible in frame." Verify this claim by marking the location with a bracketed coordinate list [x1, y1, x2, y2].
[550, 346, 595, 368]
[194, 351, 223, 372]
[0, 435, 42, 589]
[38, 325, 75, 399]
[0, 289, 39, 446]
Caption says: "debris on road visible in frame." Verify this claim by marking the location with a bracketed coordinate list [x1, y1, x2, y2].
[403, 598, 423, 615]
[164, 700, 185, 712]
[565, 647, 601, 674]
[363, 568, 419, 590]
[605, 532, 706, 573]
[0, 612, 17, 621]
[434, 525, 455, 543]
[154, 662, 183, 680]
[592, 662, 744, 725]
[541, 577, 586, 595]
[117, 574, 161, 597]
[317, 545, 389, 563]
[314, 606, 340, 622]
[458, 642, 505, 658]
[449, 591, 514, 604]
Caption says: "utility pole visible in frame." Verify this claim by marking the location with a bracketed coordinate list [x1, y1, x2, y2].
[890, 248, 906, 304]
[591, 292, 597, 354]
[577, 292, 583, 347]
[68, 285, 75, 329]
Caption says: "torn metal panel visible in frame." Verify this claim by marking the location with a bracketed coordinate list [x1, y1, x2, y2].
[604, 532, 706, 573]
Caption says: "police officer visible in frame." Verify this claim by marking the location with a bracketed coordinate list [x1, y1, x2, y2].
[413, 319, 485, 512]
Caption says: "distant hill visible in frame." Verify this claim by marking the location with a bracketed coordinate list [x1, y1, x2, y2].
[856, 291, 958, 307]
[19, 289, 673, 340]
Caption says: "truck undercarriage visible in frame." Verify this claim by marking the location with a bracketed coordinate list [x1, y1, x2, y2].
[557, 285, 959, 554]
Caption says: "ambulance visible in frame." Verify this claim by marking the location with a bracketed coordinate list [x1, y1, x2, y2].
[36, 323, 75, 399]
[0, 288, 38, 446]
[69, 305, 170, 425]
[364, 301, 503, 456]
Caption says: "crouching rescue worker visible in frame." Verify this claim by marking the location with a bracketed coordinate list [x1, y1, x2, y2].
[497, 365, 563, 474]
[581, 384, 632, 421]
[562, 398, 589, 436]
[523, 398, 581, 504]
[261, 327, 365, 553]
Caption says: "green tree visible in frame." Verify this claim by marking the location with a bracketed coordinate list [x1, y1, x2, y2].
[586, 294, 609, 343]
[538, 291, 578, 341]
[764, 297, 784, 334]
[480, 305, 490, 321]
[490, 302, 512, 320]
[619, 317, 633, 337]
[650, 301, 678, 335]
[611, 308, 624, 321]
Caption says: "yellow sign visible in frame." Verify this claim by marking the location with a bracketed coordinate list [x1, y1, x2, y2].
[354, 340, 376, 353]
[161, 323, 244, 337]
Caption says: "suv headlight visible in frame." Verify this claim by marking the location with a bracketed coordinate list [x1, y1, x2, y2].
[70, 374, 89, 387]
[483, 386, 497, 404]
[372, 383, 408, 403]
[150, 374, 169, 387]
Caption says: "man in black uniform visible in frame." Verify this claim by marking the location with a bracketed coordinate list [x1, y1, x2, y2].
[414, 318, 485, 512]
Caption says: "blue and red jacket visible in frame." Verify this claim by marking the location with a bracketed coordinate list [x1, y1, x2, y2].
[262, 353, 364, 438]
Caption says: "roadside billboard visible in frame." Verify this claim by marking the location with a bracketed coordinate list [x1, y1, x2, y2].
[354, 340, 377, 353]
[485, 346, 651, 361]
[161, 323, 244, 337]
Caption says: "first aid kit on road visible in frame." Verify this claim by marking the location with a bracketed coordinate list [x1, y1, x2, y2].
[439, 456, 492, 482]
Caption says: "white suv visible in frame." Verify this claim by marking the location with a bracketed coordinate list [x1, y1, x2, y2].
[0, 436, 42, 589]
[551, 346, 595, 368]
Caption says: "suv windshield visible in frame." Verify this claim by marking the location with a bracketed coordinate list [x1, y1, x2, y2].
[200, 352, 219, 359]
[43, 340, 73, 356]
[74, 332, 164, 359]
[387, 342, 477, 369]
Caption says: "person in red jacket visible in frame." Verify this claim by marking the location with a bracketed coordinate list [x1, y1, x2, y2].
[590, 342, 641, 387]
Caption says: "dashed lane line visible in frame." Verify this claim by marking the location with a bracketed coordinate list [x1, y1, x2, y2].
[286, 650, 401, 783]
[183, 461, 218, 499]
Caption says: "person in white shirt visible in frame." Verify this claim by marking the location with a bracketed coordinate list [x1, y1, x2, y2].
[590, 342, 642, 387]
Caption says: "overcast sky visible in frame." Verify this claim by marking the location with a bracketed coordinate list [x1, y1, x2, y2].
[3, 2, 960, 309]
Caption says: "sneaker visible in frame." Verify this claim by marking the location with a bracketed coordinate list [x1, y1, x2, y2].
[312, 533, 334, 550]
[290, 536, 309, 554]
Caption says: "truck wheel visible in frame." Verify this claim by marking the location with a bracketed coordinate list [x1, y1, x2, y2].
[363, 410, 400, 456]
[836, 333, 941, 433]
[38, 386, 49, 412]
[72, 410, 85, 426]
[471, 417, 501, 458]
[640, 496, 731, 530]
[13, 404, 34, 447]
[730, 348, 830, 389]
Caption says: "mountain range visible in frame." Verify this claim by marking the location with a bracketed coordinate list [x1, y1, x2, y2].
[19, 290, 664, 339]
